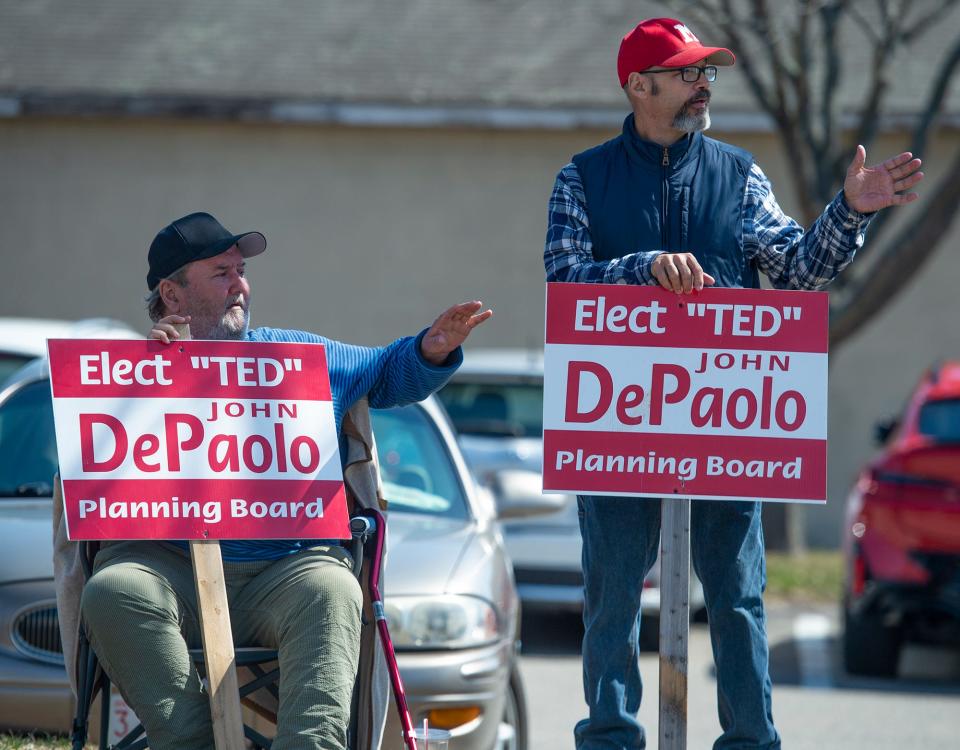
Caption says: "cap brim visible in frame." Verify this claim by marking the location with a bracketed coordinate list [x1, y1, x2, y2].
[661, 46, 735, 68]
[236, 231, 267, 258]
[189, 232, 266, 265]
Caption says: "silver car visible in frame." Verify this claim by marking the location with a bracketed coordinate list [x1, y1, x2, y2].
[0, 317, 137, 387]
[436, 348, 704, 647]
[0, 354, 527, 749]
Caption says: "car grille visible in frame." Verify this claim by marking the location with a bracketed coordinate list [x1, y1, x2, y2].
[11, 601, 65, 666]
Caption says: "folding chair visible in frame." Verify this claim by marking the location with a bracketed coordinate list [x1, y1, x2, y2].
[69, 516, 377, 750]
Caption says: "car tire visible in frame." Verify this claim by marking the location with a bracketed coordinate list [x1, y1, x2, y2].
[842, 606, 902, 677]
[639, 614, 659, 652]
[501, 664, 529, 750]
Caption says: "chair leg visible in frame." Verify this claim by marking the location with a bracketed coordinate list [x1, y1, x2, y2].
[98, 672, 111, 750]
[111, 723, 148, 750]
[244, 724, 273, 749]
[70, 636, 93, 750]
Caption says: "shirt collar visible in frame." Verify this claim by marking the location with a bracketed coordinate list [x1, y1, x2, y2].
[621, 113, 700, 167]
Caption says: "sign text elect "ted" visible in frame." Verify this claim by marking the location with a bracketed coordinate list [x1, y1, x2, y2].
[80, 353, 173, 386]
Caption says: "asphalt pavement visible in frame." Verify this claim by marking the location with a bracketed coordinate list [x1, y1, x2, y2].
[517, 600, 960, 750]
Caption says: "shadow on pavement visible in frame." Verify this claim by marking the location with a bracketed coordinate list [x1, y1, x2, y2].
[521, 603, 960, 697]
[518, 608, 693, 657]
[768, 635, 960, 695]
[518, 609, 584, 656]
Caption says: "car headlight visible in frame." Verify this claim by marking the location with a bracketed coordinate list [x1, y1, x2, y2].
[382, 595, 501, 649]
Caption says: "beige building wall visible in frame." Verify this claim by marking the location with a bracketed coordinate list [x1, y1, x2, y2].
[2, 117, 958, 546]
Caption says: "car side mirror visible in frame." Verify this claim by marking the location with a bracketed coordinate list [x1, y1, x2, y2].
[490, 469, 569, 519]
[873, 416, 898, 446]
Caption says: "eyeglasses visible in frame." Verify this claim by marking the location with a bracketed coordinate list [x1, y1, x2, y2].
[644, 65, 718, 83]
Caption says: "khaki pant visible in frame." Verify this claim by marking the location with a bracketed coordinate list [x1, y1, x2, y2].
[80, 541, 362, 750]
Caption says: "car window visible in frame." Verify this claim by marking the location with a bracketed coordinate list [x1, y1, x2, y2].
[917, 399, 960, 443]
[438, 381, 543, 438]
[0, 353, 33, 388]
[0, 379, 58, 496]
[370, 406, 468, 520]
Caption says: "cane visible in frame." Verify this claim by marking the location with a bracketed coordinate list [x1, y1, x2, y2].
[359, 508, 419, 750]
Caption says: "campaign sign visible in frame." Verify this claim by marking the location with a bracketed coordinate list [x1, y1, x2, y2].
[48, 339, 349, 540]
[543, 283, 829, 503]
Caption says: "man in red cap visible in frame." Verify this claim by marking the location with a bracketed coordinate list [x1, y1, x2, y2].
[544, 17, 923, 750]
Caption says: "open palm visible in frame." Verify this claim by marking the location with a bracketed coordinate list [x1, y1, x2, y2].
[420, 300, 493, 365]
[843, 145, 924, 214]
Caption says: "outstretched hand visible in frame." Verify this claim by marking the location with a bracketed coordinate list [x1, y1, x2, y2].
[421, 301, 493, 365]
[844, 145, 923, 214]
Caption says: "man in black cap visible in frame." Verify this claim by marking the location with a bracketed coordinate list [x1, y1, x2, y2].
[143, 211, 269, 337]
[80, 211, 491, 750]
[544, 16, 923, 750]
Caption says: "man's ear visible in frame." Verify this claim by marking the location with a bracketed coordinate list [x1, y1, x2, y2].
[626, 72, 650, 101]
[159, 279, 183, 314]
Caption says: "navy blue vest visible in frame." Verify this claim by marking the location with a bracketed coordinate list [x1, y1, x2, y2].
[572, 115, 758, 289]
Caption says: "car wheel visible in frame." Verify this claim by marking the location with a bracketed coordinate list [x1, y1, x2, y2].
[842, 605, 902, 677]
[499, 664, 528, 750]
[639, 614, 659, 652]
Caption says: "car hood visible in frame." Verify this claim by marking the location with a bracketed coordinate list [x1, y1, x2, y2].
[458, 435, 542, 477]
[881, 442, 960, 486]
[380, 512, 477, 596]
[0, 499, 54, 584]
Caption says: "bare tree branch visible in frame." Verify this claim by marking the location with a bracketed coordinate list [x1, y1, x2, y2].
[751, 0, 792, 112]
[847, 2, 900, 156]
[847, 3, 881, 44]
[793, 1, 824, 166]
[740, 0, 824, 219]
[819, 1, 846, 199]
[902, 0, 959, 42]
[852, 30, 960, 260]
[829, 147, 960, 348]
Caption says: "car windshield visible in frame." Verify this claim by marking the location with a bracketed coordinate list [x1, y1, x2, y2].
[0, 353, 33, 389]
[370, 406, 468, 520]
[0, 379, 58, 496]
[917, 398, 960, 444]
[438, 381, 543, 438]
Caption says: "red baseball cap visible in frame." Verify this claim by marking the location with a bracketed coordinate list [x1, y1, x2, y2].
[617, 18, 735, 87]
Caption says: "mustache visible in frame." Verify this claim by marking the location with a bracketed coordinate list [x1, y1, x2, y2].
[225, 295, 247, 311]
[689, 90, 711, 104]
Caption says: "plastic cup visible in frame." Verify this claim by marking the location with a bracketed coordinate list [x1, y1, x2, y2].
[411, 727, 452, 750]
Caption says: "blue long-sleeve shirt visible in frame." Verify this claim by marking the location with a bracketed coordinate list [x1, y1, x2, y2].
[169, 327, 461, 561]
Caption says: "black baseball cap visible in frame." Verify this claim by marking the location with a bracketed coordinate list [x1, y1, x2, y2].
[147, 212, 267, 290]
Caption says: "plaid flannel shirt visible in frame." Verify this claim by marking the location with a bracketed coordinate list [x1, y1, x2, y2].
[544, 160, 873, 289]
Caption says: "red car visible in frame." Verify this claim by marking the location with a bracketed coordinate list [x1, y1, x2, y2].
[842, 361, 960, 677]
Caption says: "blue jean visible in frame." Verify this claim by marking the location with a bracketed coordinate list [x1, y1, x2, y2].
[575, 495, 780, 750]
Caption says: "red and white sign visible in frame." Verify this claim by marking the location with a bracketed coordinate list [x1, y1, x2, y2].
[48, 339, 349, 540]
[543, 283, 829, 503]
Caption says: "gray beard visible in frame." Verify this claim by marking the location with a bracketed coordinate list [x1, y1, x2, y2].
[207, 317, 248, 340]
[194, 307, 249, 340]
[673, 107, 710, 133]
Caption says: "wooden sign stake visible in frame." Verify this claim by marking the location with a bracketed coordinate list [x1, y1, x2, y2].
[176, 323, 246, 750]
[659, 497, 691, 750]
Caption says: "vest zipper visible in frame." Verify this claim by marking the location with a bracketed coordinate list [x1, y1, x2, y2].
[661, 146, 670, 251]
